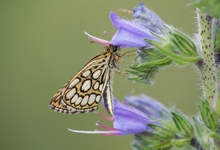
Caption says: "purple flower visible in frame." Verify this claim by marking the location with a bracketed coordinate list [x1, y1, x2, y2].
[110, 3, 165, 48]
[124, 94, 171, 119]
[68, 98, 157, 136]
[112, 98, 157, 135]
[110, 12, 157, 48]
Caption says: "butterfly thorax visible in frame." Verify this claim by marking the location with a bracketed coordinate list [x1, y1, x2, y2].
[104, 45, 120, 69]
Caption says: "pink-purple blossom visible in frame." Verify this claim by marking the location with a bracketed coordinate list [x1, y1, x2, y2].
[68, 98, 157, 136]
[110, 12, 157, 48]
[110, 3, 165, 48]
[124, 94, 171, 119]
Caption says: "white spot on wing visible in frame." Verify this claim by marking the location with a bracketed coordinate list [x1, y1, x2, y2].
[96, 95, 101, 103]
[92, 69, 101, 79]
[61, 99, 67, 106]
[69, 78, 80, 88]
[75, 96, 82, 105]
[82, 70, 91, 78]
[93, 82, 99, 90]
[66, 88, 76, 99]
[81, 80, 91, 92]
[93, 106, 98, 110]
[81, 95, 89, 106]
[88, 94, 96, 105]
[99, 84, 103, 92]
[63, 110, 68, 113]
[71, 94, 78, 104]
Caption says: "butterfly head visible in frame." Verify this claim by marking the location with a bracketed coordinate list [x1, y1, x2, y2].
[109, 44, 120, 52]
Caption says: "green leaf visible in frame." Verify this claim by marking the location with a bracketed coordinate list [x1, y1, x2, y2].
[150, 140, 172, 149]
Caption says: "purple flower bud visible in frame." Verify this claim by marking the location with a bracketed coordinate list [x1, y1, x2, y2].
[133, 2, 165, 34]
[124, 94, 171, 119]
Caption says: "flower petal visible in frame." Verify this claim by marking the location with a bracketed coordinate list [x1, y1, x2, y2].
[68, 128, 122, 136]
[84, 32, 112, 46]
[113, 101, 153, 134]
[110, 12, 158, 48]
[112, 30, 150, 48]
[113, 99, 157, 134]
[101, 98, 157, 135]
[110, 11, 121, 29]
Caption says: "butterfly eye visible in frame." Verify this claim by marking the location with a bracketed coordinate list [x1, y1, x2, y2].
[109, 44, 119, 52]
[112, 46, 118, 52]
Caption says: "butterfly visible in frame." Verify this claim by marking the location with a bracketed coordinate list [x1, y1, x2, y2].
[49, 44, 120, 116]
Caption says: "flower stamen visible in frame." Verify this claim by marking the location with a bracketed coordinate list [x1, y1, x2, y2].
[84, 31, 112, 46]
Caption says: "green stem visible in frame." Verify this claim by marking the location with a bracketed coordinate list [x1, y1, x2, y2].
[197, 8, 219, 150]
[197, 9, 217, 103]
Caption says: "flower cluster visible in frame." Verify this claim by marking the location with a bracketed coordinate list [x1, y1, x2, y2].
[68, 2, 220, 150]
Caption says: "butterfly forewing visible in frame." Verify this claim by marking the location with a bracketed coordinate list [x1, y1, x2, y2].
[50, 45, 120, 115]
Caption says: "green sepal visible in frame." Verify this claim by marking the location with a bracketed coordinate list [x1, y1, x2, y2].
[132, 120, 179, 150]
[146, 39, 199, 66]
[171, 112, 194, 138]
[147, 123, 175, 140]
[126, 48, 172, 84]
[150, 140, 172, 149]
[133, 133, 172, 150]
[170, 32, 197, 56]
[146, 25, 199, 66]
[171, 138, 191, 148]
[163, 25, 197, 56]
[132, 135, 151, 150]
[192, 117, 203, 141]
[198, 100, 219, 131]
[192, 117, 215, 149]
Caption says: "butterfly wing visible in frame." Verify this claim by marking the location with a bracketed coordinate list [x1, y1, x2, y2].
[102, 69, 114, 115]
[49, 53, 111, 114]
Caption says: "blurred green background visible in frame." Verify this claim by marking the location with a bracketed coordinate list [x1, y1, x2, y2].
[1, 0, 200, 150]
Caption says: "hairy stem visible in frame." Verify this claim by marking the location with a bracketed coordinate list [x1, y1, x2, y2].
[197, 9, 217, 103]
